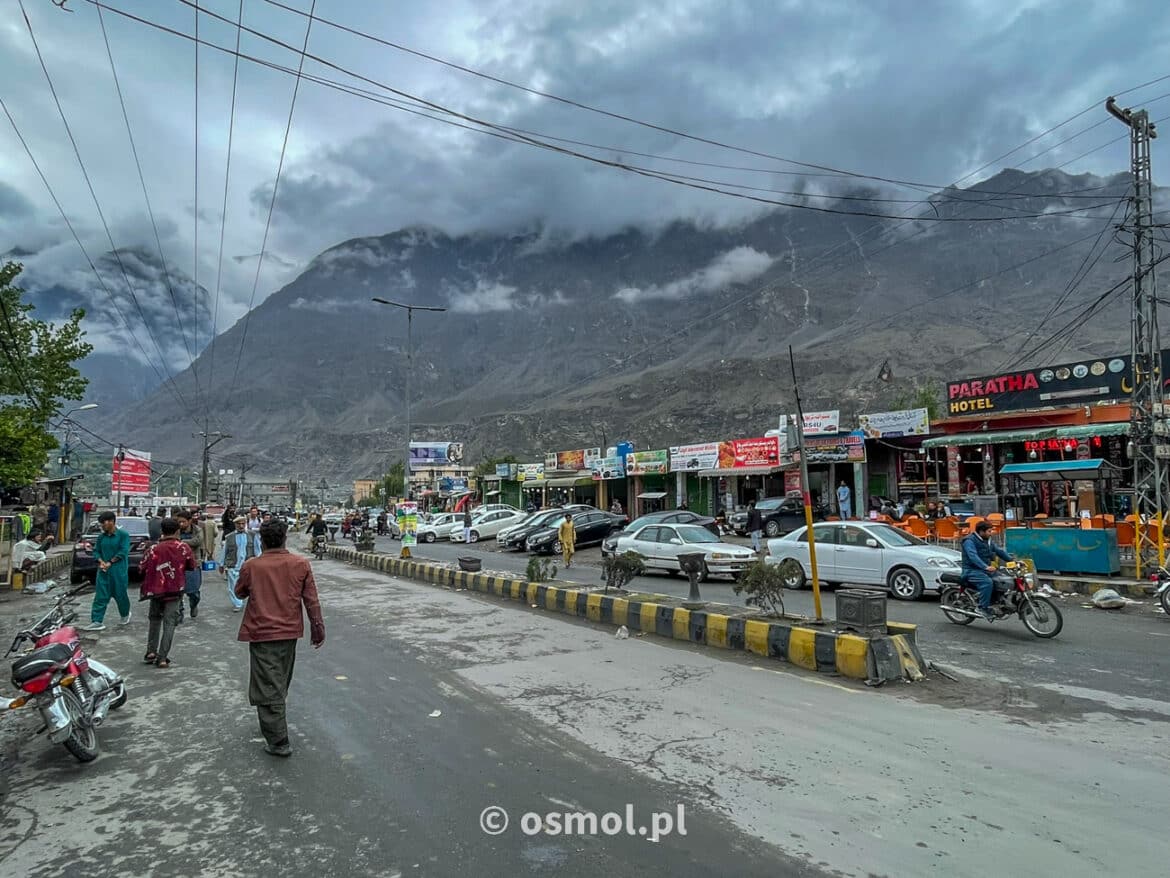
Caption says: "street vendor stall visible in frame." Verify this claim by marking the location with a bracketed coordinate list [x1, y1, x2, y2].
[999, 460, 1122, 574]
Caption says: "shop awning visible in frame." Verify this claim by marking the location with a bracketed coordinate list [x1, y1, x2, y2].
[999, 459, 1117, 481]
[485, 490, 500, 497]
[521, 481, 544, 490]
[922, 428, 1057, 449]
[696, 467, 783, 477]
[543, 476, 594, 488]
[1053, 422, 1130, 439]
[637, 491, 668, 500]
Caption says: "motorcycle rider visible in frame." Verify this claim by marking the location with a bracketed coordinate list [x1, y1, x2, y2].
[961, 521, 1012, 620]
[307, 513, 329, 549]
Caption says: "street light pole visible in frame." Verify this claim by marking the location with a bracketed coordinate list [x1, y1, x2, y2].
[58, 403, 98, 476]
[371, 298, 447, 502]
[197, 427, 232, 506]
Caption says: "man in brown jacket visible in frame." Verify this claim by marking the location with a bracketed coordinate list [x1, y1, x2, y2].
[235, 518, 325, 757]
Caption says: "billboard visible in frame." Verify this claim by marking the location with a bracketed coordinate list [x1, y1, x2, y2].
[670, 442, 720, 472]
[795, 431, 867, 464]
[397, 501, 418, 547]
[858, 408, 930, 438]
[409, 442, 464, 470]
[716, 437, 781, 470]
[583, 447, 602, 465]
[555, 449, 586, 471]
[945, 351, 1170, 416]
[589, 456, 626, 480]
[112, 449, 151, 494]
[517, 463, 545, 482]
[796, 410, 841, 436]
[627, 449, 669, 475]
[494, 463, 516, 478]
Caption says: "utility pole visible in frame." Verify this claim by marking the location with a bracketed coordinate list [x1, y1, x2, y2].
[1107, 97, 1166, 571]
[114, 444, 125, 512]
[236, 456, 255, 508]
[197, 425, 231, 507]
[789, 346, 823, 621]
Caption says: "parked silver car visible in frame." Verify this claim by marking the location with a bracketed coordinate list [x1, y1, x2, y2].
[612, 523, 756, 582]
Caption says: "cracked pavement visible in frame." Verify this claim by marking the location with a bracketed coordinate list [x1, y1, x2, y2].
[1, 553, 1167, 877]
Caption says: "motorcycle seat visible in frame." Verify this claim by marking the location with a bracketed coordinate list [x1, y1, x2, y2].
[938, 571, 963, 585]
[11, 642, 74, 684]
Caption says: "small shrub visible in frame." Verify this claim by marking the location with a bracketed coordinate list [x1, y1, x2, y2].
[732, 560, 787, 618]
[526, 555, 558, 583]
[601, 551, 645, 592]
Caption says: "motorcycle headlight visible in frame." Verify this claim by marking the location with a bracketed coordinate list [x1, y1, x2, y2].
[926, 557, 958, 568]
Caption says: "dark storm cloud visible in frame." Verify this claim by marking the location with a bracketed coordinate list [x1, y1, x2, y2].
[1, 0, 1167, 353]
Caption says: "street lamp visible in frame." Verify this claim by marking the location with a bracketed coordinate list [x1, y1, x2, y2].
[371, 297, 447, 502]
[59, 403, 99, 476]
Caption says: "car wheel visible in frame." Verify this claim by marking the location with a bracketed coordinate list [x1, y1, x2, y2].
[779, 559, 807, 590]
[425, 532, 436, 543]
[698, 562, 710, 583]
[888, 567, 925, 601]
[764, 520, 781, 538]
[553, 541, 562, 554]
[70, 569, 85, 585]
[469, 531, 480, 543]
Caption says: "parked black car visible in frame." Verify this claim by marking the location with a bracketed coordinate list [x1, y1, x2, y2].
[527, 511, 627, 554]
[601, 509, 719, 557]
[70, 516, 152, 584]
[501, 505, 593, 551]
[730, 497, 825, 538]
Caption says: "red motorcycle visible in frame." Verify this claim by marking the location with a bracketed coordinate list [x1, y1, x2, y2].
[5, 585, 127, 762]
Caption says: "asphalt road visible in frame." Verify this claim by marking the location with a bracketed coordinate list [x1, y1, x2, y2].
[372, 533, 1170, 706]
[5, 554, 1165, 878]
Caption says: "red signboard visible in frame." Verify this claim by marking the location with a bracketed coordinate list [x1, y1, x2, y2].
[112, 449, 152, 494]
[1023, 437, 1104, 452]
[716, 437, 780, 469]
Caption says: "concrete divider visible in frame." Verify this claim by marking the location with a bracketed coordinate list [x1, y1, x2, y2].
[10, 550, 71, 591]
[325, 546, 925, 684]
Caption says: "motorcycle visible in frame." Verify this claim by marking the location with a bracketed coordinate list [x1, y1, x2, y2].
[311, 533, 328, 560]
[938, 561, 1064, 639]
[1151, 566, 1170, 616]
[4, 584, 127, 762]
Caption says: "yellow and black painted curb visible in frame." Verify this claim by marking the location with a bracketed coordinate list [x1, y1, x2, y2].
[325, 546, 925, 684]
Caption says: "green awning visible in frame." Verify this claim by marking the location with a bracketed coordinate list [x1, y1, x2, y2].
[922, 428, 1056, 449]
[1053, 422, 1130, 439]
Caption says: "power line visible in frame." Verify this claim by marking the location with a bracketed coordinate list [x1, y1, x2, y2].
[192, 0, 202, 413]
[207, 0, 243, 392]
[18, 0, 196, 420]
[228, 0, 317, 388]
[94, 5, 201, 397]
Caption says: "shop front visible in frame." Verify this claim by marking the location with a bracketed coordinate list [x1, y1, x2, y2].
[794, 431, 867, 515]
[626, 450, 671, 516]
[696, 435, 784, 515]
[588, 453, 627, 513]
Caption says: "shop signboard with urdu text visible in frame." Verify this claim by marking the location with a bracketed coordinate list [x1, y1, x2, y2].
[627, 449, 669, 475]
[716, 437, 781, 469]
[858, 408, 930, 438]
[495, 463, 516, 478]
[409, 442, 464, 470]
[397, 501, 418, 547]
[795, 410, 840, 436]
[589, 456, 625, 480]
[112, 449, 151, 494]
[669, 442, 720, 471]
[517, 463, 545, 482]
[794, 431, 867, 464]
[944, 349, 1170, 416]
[583, 448, 602, 466]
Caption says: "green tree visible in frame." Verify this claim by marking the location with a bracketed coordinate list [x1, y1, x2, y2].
[379, 461, 405, 500]
[892, 379, 943, 422]
[0, 262, 92, 487]
[474, 454, 519, 478]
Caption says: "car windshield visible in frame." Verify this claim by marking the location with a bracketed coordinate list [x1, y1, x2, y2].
[868, 524, 927, 547]
[756, 499, 783, 511]
[677, 525, 720, 544]
[88, 518, 149, 536]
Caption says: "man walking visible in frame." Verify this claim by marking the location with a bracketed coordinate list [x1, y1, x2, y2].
[221, 515, 259, 612]
[138, 517, 194, 668]
[558, 512, 576, 568]
[837, 481, 852, 521]
[235, 519, 325, 758]
[176, 511, 204, 619]
[746, 501, 764, 553]
[200, 512, 218, 561]
[462, 507, 473, 543]
[221, 503, 238, 542]
[83, 511, 132, 632]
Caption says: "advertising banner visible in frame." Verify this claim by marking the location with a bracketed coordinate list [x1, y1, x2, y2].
[517, 463, 545, 482]
[494, 463, 516, 478]
[438, 477, 468, 493]
[583, 447, 602, 466]
[794, 431, 866, 464]
[589, 456, 626, 480]
[716, 437, 781, 469]
[858, 408, 930, 438]
[544, 452, 558, 470]
[944, 350, 1170, 416]
[409, 442, 464, 470]
[670, 442, 720, 472]
[627, 449, 669, 476]
[555, 449, 586, 471]
[798, 410, 841, 436]
[397, 501, 418, 547]
[112, 449, 151, 494]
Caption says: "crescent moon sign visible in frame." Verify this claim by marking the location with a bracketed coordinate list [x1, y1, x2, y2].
[1121, 377, 1134, 394]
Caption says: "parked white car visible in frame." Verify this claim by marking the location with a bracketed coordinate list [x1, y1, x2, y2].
[612, 522, 756, 582]
[449, 509, 529, 542]
[416, 512, 462, 543]
[766, 521, 961, 600]
[475, 504, 520, 515]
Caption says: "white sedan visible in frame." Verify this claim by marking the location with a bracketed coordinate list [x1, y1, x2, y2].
[612, 523, 757, 582]
[415, 512, 462, 543]
[449, 509, 529, 542]
[766, 521, 962, 600]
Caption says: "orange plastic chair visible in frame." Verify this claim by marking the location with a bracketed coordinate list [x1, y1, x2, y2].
[962, 515, 984, 536]
[987, 512, 1005, 523]
[934, 518, 962, 547]
[906, 518, 932, 541]
[1115, 521, 1136, 549]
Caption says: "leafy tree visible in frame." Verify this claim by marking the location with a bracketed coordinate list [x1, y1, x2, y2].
[474, 454, 518, 478]
[0, 262, 92, 487]
[892, 379, 942, 421]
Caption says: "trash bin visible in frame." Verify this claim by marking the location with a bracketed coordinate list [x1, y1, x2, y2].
[835, 589, 887, 637]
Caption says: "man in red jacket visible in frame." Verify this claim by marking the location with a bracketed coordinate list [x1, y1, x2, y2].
[235, 518, 325, 757]
[138, 517, 195, 669]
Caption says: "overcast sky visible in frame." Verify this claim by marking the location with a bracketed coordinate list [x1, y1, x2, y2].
[1, 0, 1168, 348]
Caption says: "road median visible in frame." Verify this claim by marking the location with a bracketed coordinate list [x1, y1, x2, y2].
[325, 545, 925, 685]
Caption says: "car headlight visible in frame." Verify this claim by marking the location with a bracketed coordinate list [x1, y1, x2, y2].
[926, 557, 958, 568]
[709, 552, 732, 560]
